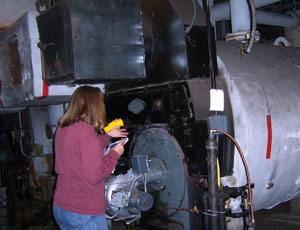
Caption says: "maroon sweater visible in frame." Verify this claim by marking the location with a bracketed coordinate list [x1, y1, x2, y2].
[53, 120, 120, 215]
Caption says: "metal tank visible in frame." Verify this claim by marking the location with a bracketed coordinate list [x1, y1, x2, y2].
[217, 41, 300, 211]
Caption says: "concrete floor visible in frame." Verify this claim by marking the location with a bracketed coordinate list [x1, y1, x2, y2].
[110, 206, 300, 230]
[254, 202, 300, 230]
[0, 202, 299, 230]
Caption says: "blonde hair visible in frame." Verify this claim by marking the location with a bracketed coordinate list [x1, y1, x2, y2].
[59, 86, 106, 130]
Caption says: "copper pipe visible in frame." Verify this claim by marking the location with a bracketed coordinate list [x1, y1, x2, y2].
[210, 129, 255, 226]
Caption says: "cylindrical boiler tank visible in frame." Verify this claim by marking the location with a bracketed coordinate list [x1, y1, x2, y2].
[217, 41, 300, 211]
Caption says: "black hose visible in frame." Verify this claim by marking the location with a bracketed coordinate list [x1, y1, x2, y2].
[201, 192, 210, 230]
[217, 192, 226, 230]
[205, 134, 219, 230]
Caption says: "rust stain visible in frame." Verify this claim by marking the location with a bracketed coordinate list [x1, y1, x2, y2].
[40, 155, 54, 174]
[30, 159, 40, 187]
[267, 181, 274, 189]
[226, 219, 232, 223]
[45, 124, 53, 139]
[54, 59, 62, 70]
[45, 155, 54, 174]
[225, 176, 237, 186]
[8, 40, 21, 86]
[71, 15, 80, 39]
[34, 144, 43, 156]
[225, 199, 231, 209]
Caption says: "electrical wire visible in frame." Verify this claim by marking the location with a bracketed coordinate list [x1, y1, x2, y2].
[106, 211, 119, 219]
[126, 174, 142, 203]
[18, 112, 32, 158]
[210, 129, 255, 226]
[106, 204, 119, 219]
[18, 112, 42, 188]
[245, 0, 256, 53]
[185, 0, 197, 34]
[144, 173, 147, 193]
[217, 158, 221, 188]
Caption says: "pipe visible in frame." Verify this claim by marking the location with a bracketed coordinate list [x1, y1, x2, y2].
[210, 129, 255, 226]
[201, 192, 210, 230]
[217, 193, 226, 230]
[227, 0, 257, 53]
[230, 0, 250, 33]
[274, 36, 291, 46]
[256, 10, 300, 28]
[211, 0, 281, 22]
[211, 1, 300, 29]
[205, 134, 218, 230]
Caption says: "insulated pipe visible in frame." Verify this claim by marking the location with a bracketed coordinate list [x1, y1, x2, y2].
[229, 0, 250, 33]
[211, 0, 281, 22]
[256, 10, 300, 28]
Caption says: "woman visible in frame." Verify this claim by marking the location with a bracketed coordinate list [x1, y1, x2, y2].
[53, 86, 128, 230]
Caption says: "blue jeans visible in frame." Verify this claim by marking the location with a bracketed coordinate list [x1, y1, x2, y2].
[53, 205, 108, 230]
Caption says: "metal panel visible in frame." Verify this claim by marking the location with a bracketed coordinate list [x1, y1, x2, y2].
[36, 4, 73, 84]
[36, 0, 146, 84]
[106, 0, 214, 91]
[0, 12, 35, 106]
[141, 0, 188, 80]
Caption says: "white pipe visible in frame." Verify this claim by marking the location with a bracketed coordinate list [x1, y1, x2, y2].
[257, 10, 300, 28]
[211, 0, 281, 22]
[274, 36, 291, 46]
[230, 0, 250, 33]
[211, 2, 231, 22]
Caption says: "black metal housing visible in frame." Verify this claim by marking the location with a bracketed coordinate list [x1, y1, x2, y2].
[36, 0, 146, 84]
[105, 79, 234, 177]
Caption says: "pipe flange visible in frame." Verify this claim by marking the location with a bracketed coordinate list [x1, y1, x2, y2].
[287, 10, 300, 29]
[225, 30, 260, 43]
[274, 36, 291, 47]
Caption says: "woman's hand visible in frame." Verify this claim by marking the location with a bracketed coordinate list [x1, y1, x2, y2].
[112, 139, 125, 156]
[107, 126, 128, 138]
